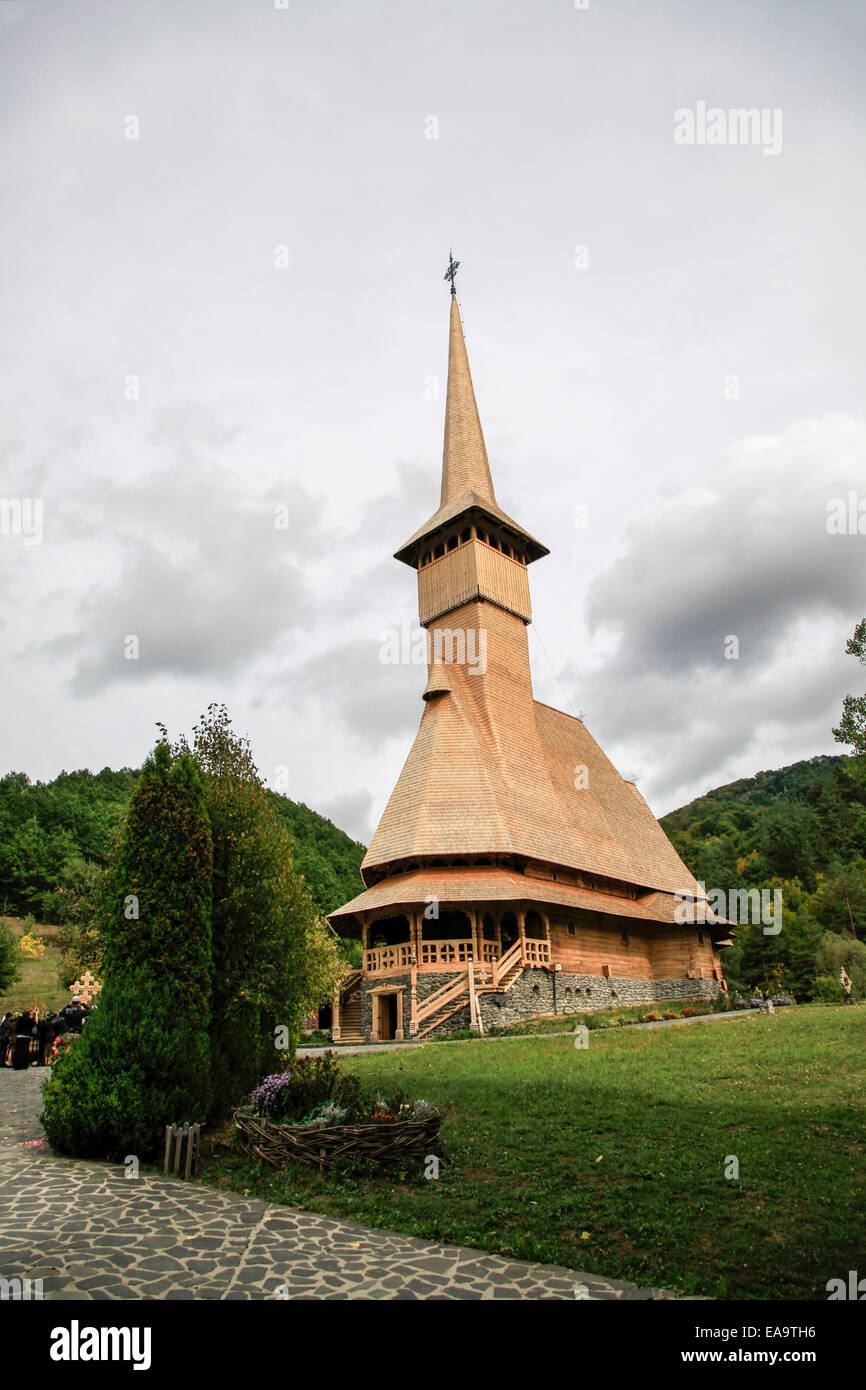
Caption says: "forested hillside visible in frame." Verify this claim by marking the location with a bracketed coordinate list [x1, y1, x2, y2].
[660, 755, 866, 1001]
[3, 745, 865, 1004]
[0, 767, 365, 921]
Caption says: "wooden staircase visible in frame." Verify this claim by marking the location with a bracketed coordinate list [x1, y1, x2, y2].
[483, 940, 524, 992]
[335, 972, 363, 1045]
[416, 973, 473, 1038]
[415, 943, 528, 1039]
[332, 946, 534, 1044]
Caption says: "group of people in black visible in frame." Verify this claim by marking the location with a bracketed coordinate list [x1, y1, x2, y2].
[0, 997, 90, 1070]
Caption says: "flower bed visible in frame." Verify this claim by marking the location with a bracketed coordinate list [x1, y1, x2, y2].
[233, 1105, 441, 1171]
[232, 1053, 441, 1172]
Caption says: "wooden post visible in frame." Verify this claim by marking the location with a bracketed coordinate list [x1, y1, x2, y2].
[396, 989, 404, 1042]
[518, 909, 527, 964]
[409, 960, 418, 1037]
[468, 964, 481, 1032]
[173, 1124, 185, 1176]
[331, 990, 341, 1044]
[163, 1126, 173, 1176]
[470, 908, 479, 963]
[185, 1124, 197, 1179]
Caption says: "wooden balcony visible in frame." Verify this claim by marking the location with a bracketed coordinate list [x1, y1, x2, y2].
[364, 942, 413, 975]
[363, 937, 548, 977]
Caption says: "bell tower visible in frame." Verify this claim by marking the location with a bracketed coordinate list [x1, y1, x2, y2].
[394, 267, 548, 637]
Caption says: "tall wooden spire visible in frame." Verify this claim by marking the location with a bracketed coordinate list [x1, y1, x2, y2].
[440, 295, 496, 508]
[394, 271, 548, 571]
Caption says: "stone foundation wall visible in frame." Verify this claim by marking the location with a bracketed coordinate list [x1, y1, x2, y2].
[478, 969, 720, 1031]
[358, 968, 721, 1040]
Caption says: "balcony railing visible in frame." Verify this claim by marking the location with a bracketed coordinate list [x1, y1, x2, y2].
[364, 942, 413, 975]
[364, 937, 548, 975]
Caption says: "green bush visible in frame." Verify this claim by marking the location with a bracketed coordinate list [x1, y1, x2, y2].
[813, 973, 845, 1004]
[41, 970, 210, 1162]
[0, 917, 22, 994]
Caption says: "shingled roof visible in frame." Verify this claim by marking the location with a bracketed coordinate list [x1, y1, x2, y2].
[331, 865, 722, 927]
[359, 653, 703, 899]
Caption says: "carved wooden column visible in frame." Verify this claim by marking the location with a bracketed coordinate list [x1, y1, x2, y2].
[396, 989, 405, 1042]
[468, 962, 480, 1032]
[412, 909, 421, 962]
[518, 908, 527, 963]
[409, 960, 418, 1036]
[470, 907, 480, 963]
[331, 989, 341, 1044]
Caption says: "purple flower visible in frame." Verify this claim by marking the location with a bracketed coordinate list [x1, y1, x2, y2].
[250, 1072, 294, 1114]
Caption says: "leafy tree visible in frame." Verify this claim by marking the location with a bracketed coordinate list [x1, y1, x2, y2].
[724, 885, 823, 1000]
[757, 800, 820, 889]
[0, 918, 22, 994]
[42, 741, 214, 1157]
[55, 855, 107, 983]
[833, 619, 866, 759]
[101, 742, 213, 1035]
[811, 860, 866, 937]
[816, 931, 866, 998]
[338, 936, 363, 970]
[172, 705, 344, 1116]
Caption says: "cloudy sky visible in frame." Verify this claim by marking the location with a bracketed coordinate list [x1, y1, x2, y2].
[1, 0, 864, 844]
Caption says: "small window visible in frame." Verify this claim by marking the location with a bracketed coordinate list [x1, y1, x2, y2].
[698, 931, 704, 945]
[567, 921, 576, 936]
[434, 542, 445, 558]
[621, 930, 629, 946]
[447, 535, 458, 551]
[460, 527, 471, 543]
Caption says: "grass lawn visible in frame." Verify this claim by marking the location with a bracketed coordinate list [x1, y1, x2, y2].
[201, 1004, 866, 1299]
[0, 918, 68, 1016]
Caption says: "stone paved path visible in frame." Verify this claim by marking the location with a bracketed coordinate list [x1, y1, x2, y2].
[0, 1070, 692, 1301]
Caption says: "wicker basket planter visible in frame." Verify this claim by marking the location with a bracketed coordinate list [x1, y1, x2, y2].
[233, 1107, 442, 1172]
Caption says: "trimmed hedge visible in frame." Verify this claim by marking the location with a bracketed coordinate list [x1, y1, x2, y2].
[41, 970, 210, 1161]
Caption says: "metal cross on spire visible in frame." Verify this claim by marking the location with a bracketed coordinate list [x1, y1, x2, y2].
[443, 250, 460, 295]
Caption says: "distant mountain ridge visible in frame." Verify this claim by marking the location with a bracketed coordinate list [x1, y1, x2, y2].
[0, 766, 366, 919]
[660, 753, 865, 893]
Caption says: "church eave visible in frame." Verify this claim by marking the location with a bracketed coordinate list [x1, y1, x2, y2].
[394, 499, 549, 569]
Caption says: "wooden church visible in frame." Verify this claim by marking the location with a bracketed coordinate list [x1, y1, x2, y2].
[328, 266, 730, 1043]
